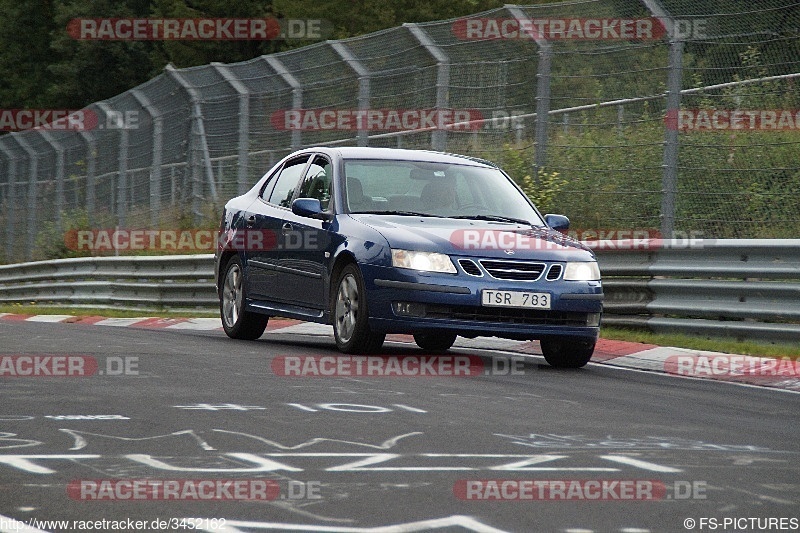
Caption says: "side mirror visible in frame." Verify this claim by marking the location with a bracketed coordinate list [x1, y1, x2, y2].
[292, 198, 324, 218]
[544, 214, 570, 231]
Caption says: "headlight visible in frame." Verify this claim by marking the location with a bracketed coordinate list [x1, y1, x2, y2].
[391, 249, 456, 273]
[563, 262, 601, 281]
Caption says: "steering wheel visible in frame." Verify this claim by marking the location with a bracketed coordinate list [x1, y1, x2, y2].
[457, 203, 492, 213]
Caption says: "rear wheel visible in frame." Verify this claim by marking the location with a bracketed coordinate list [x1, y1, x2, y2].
[333, 263, 385, 353]
[413, 332, 457, 352]
[220, 256, 269, 340]
[540, 337, 595, 368]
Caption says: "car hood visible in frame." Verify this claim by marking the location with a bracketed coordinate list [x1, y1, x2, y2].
[349, 214, 594, 261]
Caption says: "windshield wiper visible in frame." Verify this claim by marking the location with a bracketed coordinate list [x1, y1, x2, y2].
[356, 210, 445, 218]
[450, 214, 535, 226]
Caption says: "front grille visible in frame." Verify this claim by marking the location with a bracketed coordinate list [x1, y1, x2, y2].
[424, 304, 590, 326]
[458, 259, 483, 276]
[479, 260, 545, 281]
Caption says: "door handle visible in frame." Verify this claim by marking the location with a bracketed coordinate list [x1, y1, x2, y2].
[245, 215, 255, 228]
[282, 222, 293, 233]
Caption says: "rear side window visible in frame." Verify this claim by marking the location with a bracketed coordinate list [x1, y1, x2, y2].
[267, 156, 310, 208]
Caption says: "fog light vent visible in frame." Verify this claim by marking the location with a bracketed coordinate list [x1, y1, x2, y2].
[393, 302, 427, 317]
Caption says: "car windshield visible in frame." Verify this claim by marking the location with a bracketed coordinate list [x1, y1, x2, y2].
[343, 159, 545, 225]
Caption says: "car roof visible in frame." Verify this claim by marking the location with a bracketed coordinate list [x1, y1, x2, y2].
[307, 146, 498, 168]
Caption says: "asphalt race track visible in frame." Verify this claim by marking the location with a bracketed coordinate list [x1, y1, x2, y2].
[0, 319, 798, 532]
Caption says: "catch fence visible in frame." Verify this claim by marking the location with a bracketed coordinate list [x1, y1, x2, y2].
[0, 0, 798, 263]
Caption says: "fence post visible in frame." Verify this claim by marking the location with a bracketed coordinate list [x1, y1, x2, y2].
[329, 41, 371, 147]
[264, 56, 303, 150]
[0, 143, 17, 262]
[660, 40, 683, 239]
[10, 135, 37, 261]
[78, 128, 97, 227]
[97, 102, 129, 227]
[166, 65, 217, 222]
[643, 0, 682, 239]
[131, 89, 163, 227]
[405, 23, 449, 151]
[507, 6, 551, 175]
[328, 41, 370, 146]
[39, 131, 66, 235]
[212, 62, 251, 195]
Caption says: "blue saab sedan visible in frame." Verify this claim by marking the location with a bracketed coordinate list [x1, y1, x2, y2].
[215, 147, 602, 368]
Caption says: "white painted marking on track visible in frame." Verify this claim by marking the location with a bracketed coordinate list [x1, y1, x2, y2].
[165, 318, 223, 330]
[211, 430, 423, 450]
[603, 347, 683, 371]
[93, 317, 153, 327]
[265, 323, 332, 336]
[599, 455, 682, 473]
[452, 337, 528, 350]
[23, 315, 73, 323]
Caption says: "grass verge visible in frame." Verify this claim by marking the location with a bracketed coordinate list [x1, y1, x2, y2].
[600, 326, 800, 359]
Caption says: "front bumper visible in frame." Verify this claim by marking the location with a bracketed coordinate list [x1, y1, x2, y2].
[361, 262, 603, 341]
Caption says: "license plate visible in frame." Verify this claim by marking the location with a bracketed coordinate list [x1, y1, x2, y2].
[481, 290, 551, 309]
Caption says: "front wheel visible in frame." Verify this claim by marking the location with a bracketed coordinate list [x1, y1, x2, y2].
[540, 337, 595, 368]
[332, 263, 385, 353]
[413, 332, 457, 352]
[220, 256, 269, 340]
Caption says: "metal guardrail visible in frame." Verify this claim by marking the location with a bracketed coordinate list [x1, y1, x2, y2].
[1, 240, 798, 341]
[0, 254, 217, 311]
[596, 239, 800, 342]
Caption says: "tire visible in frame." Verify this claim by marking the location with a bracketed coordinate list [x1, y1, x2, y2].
[332, 263, 385, 353]
[219, 256, 269, 340]
[540, 337, 595, 368]
[413, 332, 457, 352]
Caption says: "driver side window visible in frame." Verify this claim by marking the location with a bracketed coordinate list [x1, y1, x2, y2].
[297, 156, 333, 211]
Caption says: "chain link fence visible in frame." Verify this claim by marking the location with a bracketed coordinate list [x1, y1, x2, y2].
[0, 0, 798, 263]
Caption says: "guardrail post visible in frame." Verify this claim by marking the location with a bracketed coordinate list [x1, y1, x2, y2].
[211, 63, 251, 195]
[405, 23, 450, 151]
[329, 41, 371, 147]
[131, 89, 164, 227]
[264, 56, 303, 150]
